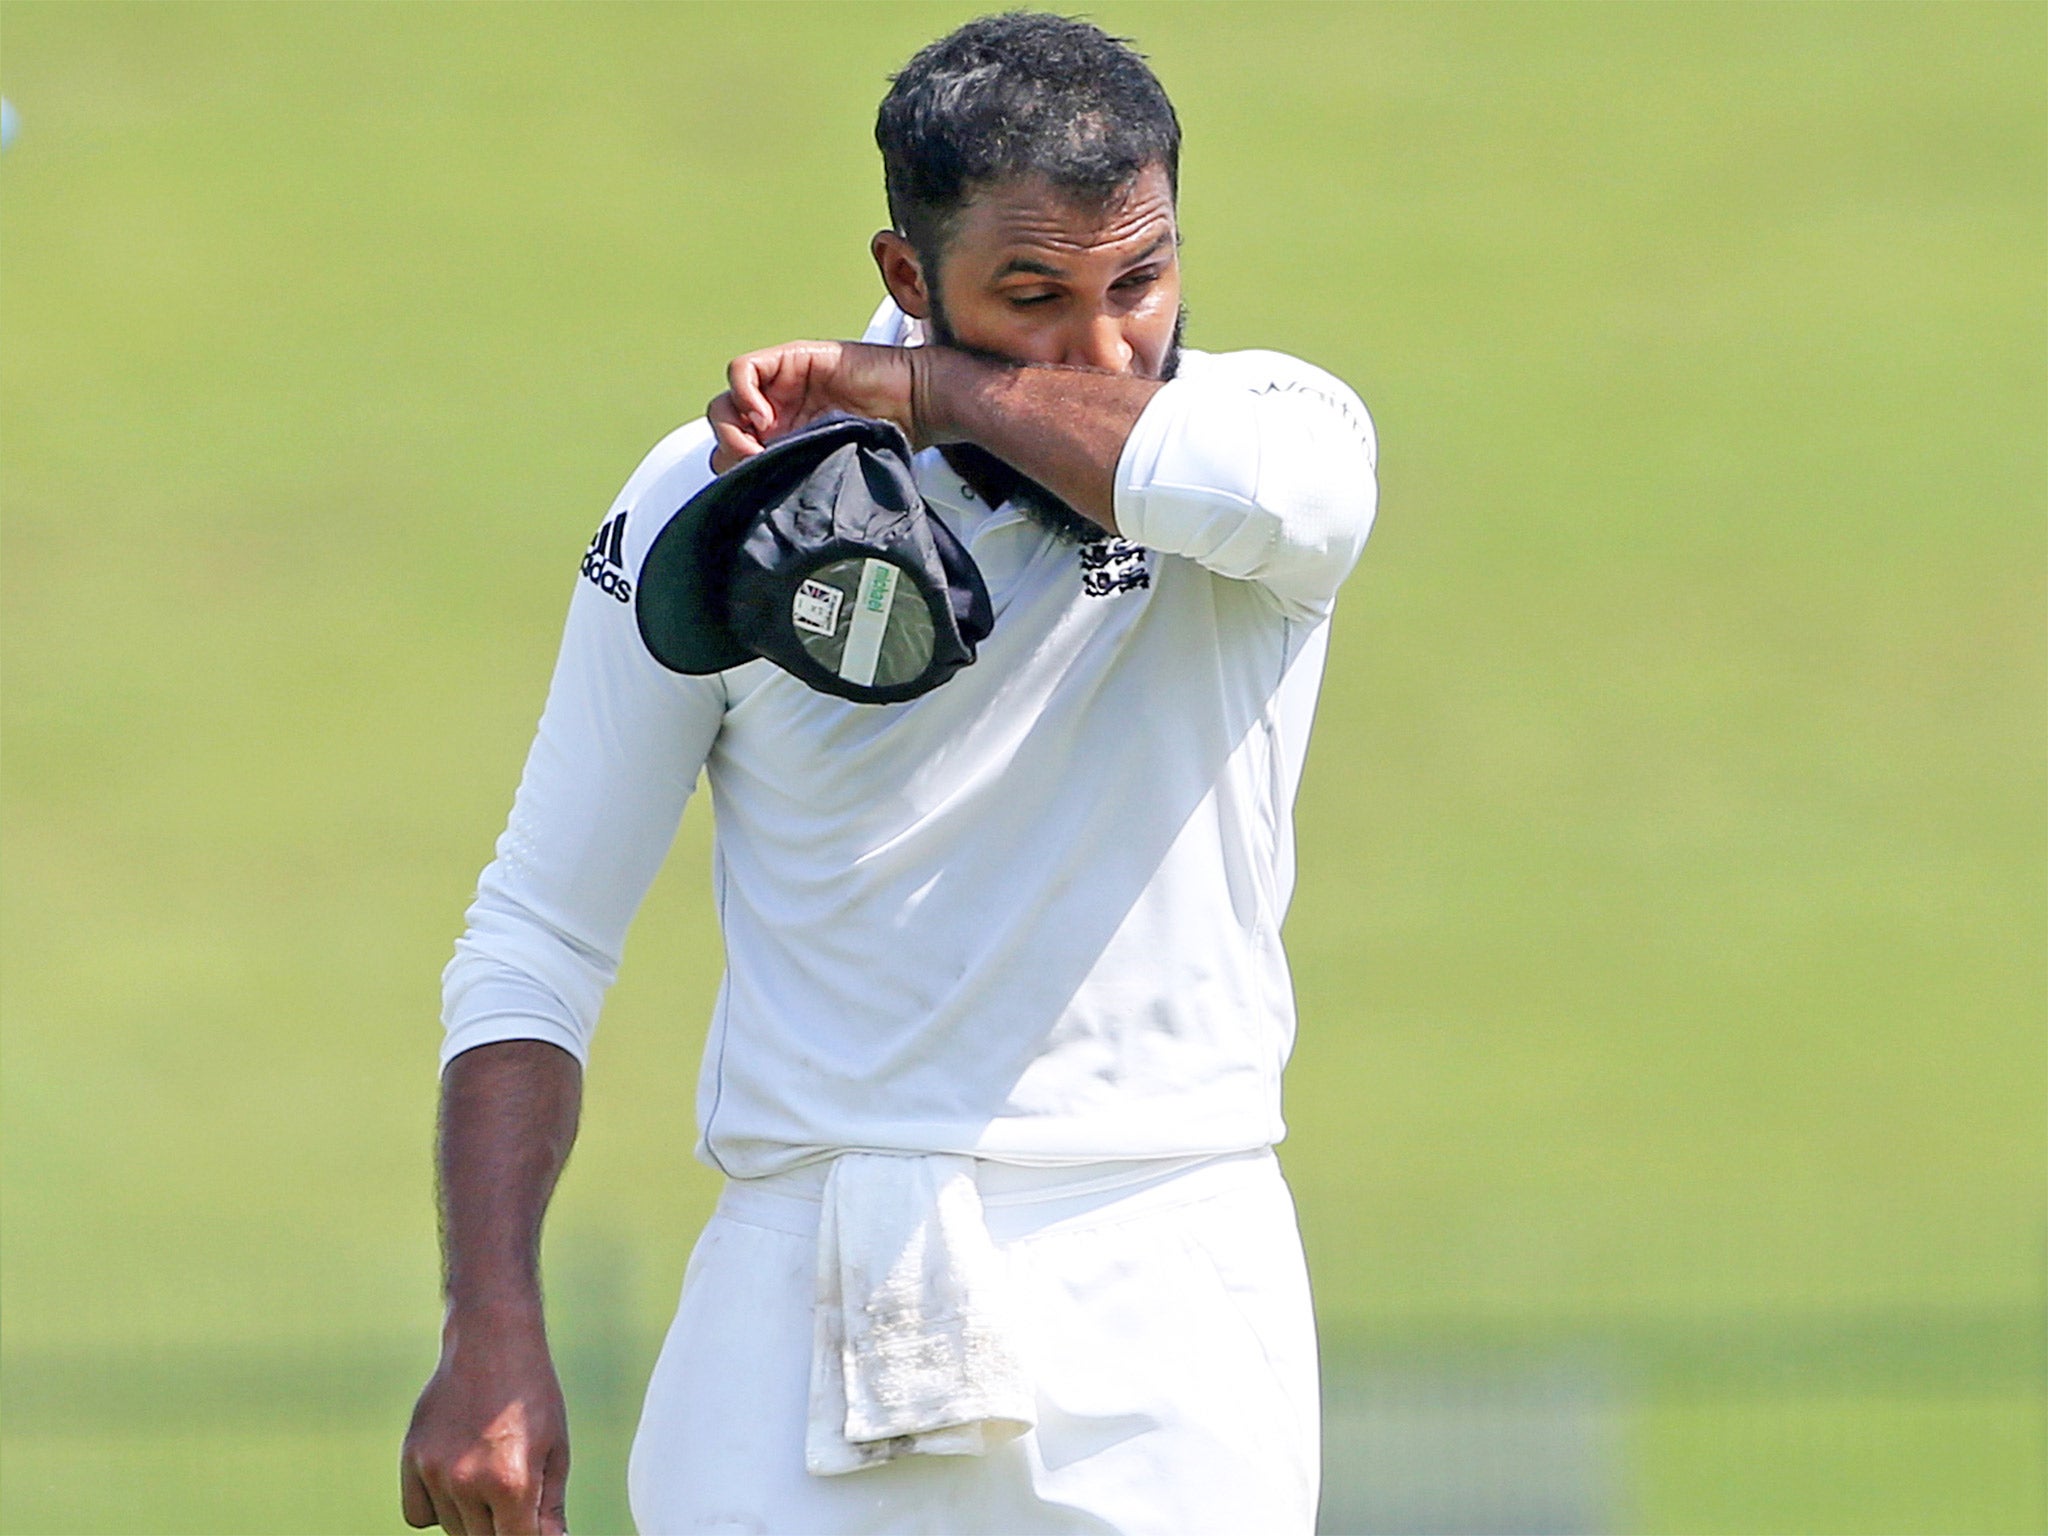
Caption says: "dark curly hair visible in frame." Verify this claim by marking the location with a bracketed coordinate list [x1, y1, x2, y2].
[875, 12, 1181, 269]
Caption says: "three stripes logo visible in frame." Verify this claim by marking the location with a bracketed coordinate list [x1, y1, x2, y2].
[581, 512, 632, 603]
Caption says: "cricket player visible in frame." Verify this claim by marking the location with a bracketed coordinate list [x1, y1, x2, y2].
[401, 13, 1377, 1534]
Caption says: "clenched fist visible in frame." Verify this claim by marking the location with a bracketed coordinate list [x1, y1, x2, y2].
[401, 1321, 571, 1536]
[707, 340, 930, 471]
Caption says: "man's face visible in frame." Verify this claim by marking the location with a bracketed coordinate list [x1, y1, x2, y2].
[882, 163, 1183, 380]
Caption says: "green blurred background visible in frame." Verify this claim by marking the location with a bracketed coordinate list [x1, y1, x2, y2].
[2, 3, 2041, 1532]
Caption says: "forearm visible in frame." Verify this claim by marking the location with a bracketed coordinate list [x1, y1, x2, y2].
[404, 1040, 579, 1534]
[436, 1039, 583, 1339]
[913, 348, 1161, 529]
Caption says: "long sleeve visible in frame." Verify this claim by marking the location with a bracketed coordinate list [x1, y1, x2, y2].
[1112, 349, 1378, 623]
[440, 421, 727, 1069]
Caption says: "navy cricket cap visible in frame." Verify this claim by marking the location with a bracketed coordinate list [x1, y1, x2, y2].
[635, 415, 994, 705]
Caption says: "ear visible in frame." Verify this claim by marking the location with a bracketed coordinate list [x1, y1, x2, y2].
[871, 231, 931, 321]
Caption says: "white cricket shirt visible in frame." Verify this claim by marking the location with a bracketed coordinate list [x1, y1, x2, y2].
[442, 303, 1378, 1178]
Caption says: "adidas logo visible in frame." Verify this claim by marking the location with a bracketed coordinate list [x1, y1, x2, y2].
[581, 512, 632, 603]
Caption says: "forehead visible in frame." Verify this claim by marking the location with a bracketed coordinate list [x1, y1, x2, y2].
[945, 164, 1177, 273]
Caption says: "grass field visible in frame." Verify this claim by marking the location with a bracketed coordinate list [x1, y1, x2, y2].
[2, 4, 2042, 1532]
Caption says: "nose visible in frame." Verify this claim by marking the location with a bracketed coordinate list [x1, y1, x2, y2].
[1062, 312, 1135, 374]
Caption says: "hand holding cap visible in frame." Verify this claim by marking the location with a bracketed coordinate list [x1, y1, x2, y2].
[636, 416, 993, 705]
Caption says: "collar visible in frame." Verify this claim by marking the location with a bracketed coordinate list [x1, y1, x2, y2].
[938, 444, 1034, 511]
[914, 446, 1024, 539]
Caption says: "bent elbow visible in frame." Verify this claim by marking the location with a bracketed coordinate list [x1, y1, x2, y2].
[1114, 359, 1379, 617]
[1240, 424, 1377, 617]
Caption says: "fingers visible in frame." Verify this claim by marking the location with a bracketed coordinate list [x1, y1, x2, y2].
[724, 341, 851, 441]
[726, 352, 778, 435]
[483, 1452, 547, 1536]
[401, 1462, 439, 1529]
[429, 1479, 473, 1536]
[402, 1445, 476, 1533]
[405, 1447, 554, 1536]
[471, 1446, 550, 1536]
[430, 1466, 531, 1536]
[401, 1346, 567, 1536]
[405, 1466, 478, 1536]
[538, 1441, 571, 1536]
[450, 1486, 494, 1536]
[715, 340, 920, 459]
[707, 392, 763, 472]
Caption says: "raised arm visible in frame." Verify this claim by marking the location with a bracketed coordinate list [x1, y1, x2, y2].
[706, 339, 1152, 527]
[916, 349, 1157, 525]
[707, 340, 1376, 620]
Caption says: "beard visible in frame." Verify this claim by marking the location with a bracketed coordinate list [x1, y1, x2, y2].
[930, 301, 1187, 545]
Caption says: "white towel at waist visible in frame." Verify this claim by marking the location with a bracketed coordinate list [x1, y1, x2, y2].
[805, 1152, 1035, 1476]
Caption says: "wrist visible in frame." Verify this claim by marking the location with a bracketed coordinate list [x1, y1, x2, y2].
[442, 1290, 547, 1348]
[909, 346, 1001, 448]
[441, 1322, 550, 1380]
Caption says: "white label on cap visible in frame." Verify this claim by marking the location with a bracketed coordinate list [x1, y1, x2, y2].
[837, 559, 899, 686]
[792, 578, 843, 638]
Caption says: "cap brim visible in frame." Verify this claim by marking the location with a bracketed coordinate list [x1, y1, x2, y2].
[636, 418, 909, 675]
[635, 475, 756, 675]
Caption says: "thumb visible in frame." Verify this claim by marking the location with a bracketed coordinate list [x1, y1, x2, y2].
[538, 1441, 571, 1536]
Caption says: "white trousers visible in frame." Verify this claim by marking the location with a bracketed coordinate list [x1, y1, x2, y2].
[627, 1148, 1320, 1535]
